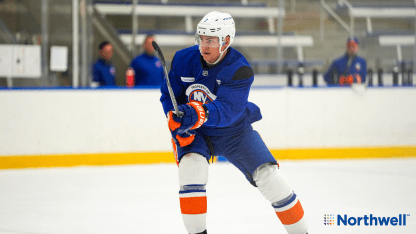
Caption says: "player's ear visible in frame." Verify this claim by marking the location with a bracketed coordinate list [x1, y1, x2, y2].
[224, 36, 231, 46]
[221, 36, 230, 51]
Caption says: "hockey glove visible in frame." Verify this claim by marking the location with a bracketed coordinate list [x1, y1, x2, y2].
[339, 75, 352, 85]
[339, 74, 362, 85]
[171, 129, 196, 147]
[167, 102, 208, 134]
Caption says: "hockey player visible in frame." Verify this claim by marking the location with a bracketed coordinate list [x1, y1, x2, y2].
[324, 37, 367, 85]
[160, 11, 308, 234]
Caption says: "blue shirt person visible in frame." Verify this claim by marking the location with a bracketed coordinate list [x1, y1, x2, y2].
[92, 41, 116, 87]
[129, 35, 164, 86]
[160, 11, 308, 234]
[324, 37, 367, 85]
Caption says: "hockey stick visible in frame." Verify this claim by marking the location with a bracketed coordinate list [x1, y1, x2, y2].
[152, 41, 183, 118]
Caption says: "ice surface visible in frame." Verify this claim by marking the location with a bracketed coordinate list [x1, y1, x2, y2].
[0, 158, 415, 234]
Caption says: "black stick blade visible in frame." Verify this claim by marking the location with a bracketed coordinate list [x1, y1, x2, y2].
[152, 41, 166, 65]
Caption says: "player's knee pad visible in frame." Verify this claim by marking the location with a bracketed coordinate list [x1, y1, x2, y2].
[178, 153, 209, 186]
[253, 163, 293, 204]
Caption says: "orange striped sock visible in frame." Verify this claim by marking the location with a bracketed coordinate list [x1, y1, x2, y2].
[180, 196, 207, 214]
[179, 184, 207, 233]
[275, 200, 304, 225]
[273, 192, 308, 234]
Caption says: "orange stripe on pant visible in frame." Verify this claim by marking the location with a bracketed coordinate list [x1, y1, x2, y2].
[276, 200, 304, 225]
[180, 196, 207, 214]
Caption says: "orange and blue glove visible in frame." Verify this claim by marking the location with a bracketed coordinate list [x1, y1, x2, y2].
[167, 102, 208, 147]
[168, 102, 208, 134]
[339, 74, 362, 85]
[171, 129, 196, 147]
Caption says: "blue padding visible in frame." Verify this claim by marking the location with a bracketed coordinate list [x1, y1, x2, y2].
[0, 86, 161, 90]
[1, 85, 415, 91]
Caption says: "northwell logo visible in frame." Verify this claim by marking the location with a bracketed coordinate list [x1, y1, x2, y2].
[325, 214, 410, 226]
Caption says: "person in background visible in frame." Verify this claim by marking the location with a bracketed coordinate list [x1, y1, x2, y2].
[324, 37, 367, 85]
[129, 34, 164, 87]
[92, 41, 116, 87]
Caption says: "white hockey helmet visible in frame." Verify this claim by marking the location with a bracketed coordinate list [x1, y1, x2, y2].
[195, 11, 235, 64]
[196, 11, 235, 46]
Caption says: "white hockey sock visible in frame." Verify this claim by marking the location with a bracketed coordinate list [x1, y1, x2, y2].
[180, 188, 207, 234]
[273, 192, 308, 234]
[254, 163, 308, 234]
[178, 153, 209, 234]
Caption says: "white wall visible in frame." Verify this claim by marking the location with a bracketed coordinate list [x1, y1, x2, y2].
[1, 87, 415, 156]
[250, 86, 416, 149]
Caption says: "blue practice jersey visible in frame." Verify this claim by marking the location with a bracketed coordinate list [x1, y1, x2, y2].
[324, 54, 367, 84]
[160, 45, 262, 137]
[130, 53, 164, 86]
[93, 58, 116, 86]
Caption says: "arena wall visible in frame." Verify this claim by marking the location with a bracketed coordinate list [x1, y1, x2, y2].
[1, 86, 415, 169]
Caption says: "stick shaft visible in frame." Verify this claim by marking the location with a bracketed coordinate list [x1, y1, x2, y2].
[152, 41, 182, 117]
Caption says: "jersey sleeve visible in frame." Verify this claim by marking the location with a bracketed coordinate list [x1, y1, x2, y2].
[204, 66, 254, 128]
[160, 54, 184, 115]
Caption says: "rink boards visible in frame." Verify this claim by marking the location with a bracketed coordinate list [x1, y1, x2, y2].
[1, 86, 415, 169]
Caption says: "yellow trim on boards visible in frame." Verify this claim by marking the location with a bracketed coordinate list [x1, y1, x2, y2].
[0, 146, 415, 170]
[270, 146, 416, 160]
[0, 152, 175, 170]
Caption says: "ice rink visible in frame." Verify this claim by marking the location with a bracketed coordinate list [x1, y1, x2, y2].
[1, 158, 415, 234]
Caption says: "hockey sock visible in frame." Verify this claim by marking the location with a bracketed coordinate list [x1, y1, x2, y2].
[180, 184, 207, 233]
[178, 153, 209, 234]
[273, 192, 307, 234]
[253, 163, 308, 234]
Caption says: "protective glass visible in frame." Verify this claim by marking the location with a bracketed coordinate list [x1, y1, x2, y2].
[195, 35, 221, 48]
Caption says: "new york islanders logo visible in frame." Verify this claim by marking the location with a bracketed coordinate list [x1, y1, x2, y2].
[355, 63, 361, 71]
[110, 66, 116, 75]
[186, 84, 217, 104]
